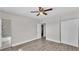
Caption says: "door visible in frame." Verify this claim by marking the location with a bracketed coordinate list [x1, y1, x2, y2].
[37, 23, 46, 39]
[61, 20, 78, 47]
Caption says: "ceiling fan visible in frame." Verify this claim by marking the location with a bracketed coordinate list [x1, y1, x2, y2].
[30, 7, 53, 16]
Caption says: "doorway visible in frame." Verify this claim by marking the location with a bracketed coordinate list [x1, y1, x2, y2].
[37, 23, 46, 39]
[41, 23, 46, 39]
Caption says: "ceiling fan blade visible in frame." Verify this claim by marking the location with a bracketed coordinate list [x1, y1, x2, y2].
[39, 7, 42, 11]
[44, 8, 53, 11]
[30, 11, 39, 13]
[43, 13, 47, 15]
[39, 7, 44, 12]
[37, 13, 40, 16]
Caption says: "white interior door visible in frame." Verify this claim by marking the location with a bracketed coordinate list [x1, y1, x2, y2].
[37, 24, 41, 39]
[61, 20, 78, 47]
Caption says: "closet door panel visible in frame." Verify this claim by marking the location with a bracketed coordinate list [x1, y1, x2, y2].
[61, 20, 78, 47]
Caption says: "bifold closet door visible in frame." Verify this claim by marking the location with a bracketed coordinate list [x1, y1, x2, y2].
[61, 20, 78, 47]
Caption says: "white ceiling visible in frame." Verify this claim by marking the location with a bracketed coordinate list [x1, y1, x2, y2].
[0, 7, 79, 19]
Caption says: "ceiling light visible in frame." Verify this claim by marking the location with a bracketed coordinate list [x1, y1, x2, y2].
[40, 12, 43, 15]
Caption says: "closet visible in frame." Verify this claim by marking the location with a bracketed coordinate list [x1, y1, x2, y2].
[61, 19, 79, 47]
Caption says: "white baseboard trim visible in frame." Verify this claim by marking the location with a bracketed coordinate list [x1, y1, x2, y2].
[46, 38, 60, 43]
[12, 38, 38, 47]
[61, 42, 79, 47]
[46, 38, 78, 47]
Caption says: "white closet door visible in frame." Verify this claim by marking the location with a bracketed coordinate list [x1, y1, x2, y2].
[0, 19, 2, 48]
[61, 20, 78, 47]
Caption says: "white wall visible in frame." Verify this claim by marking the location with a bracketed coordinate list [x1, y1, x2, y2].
[46, 23, 60, 42]
[0, 11, 40, 46]
[37, 24, 41, 39]
[0, 19, 2, 48]
[43, 16, 60, 43]
[60, 10, 79, 21]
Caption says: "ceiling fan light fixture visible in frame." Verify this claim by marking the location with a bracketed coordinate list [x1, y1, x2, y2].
[40, 12, 43, 15]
